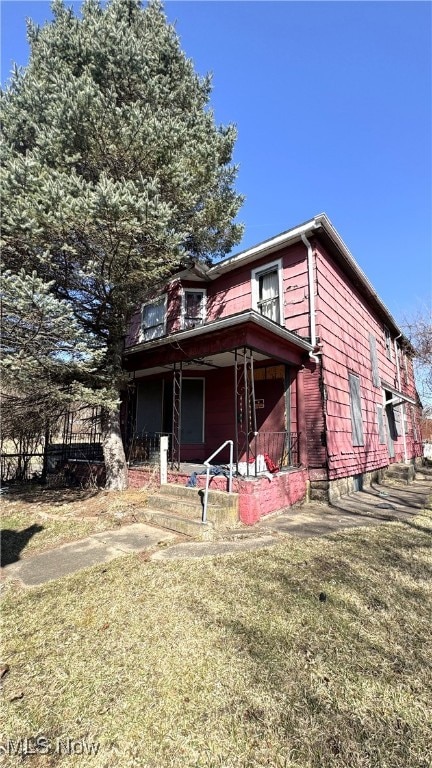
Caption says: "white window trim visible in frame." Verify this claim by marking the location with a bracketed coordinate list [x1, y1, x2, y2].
[251, 258, 284, 325]
[139, 294, 167, 342]
[180, 287, 207, 330]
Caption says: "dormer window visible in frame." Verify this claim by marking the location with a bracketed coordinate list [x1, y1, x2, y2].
[182, 289, 206, 330]
[251, 259, 283, 325]
[141, 295, 166, 341]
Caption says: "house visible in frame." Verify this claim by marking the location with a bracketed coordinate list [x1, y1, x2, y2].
[123, 213, 422, 524]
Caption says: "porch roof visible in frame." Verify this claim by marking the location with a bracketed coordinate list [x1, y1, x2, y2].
[124, 309, 314, 376]
[381, 381, 418, 407]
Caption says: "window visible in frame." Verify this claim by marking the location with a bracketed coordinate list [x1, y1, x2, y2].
[252, 259, 283, 324]
[141, 296, 165, 341]
[369, 333, 380, 387]
[349, 373, 364, 446]
[377, 405, 386, 444]
[384, 326, 392, 360]
[182, 289, 206, 330]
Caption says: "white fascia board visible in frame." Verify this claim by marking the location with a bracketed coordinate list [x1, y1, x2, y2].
[209, 212, 404, 339]
[124, 310, 314, 356]
[208, 218, 319, 277]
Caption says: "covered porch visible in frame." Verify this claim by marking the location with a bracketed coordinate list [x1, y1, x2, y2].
[123, 310, 314, 480]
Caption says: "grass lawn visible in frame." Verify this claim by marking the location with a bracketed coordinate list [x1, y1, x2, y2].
[1, 504, 431, 767]
[0, 487, 150, 564]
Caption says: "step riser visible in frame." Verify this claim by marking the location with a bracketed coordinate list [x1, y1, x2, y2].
[158, 484, 237, 509]
[150, 495, 202, 517]
[144, 497, 238, 527]
[140, 510, 213, 540]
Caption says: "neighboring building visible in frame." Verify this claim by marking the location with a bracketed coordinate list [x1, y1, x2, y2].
[123, 213, 422, 523]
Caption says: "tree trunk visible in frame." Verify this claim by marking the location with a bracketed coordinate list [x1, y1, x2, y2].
[101, 406, 128, 491]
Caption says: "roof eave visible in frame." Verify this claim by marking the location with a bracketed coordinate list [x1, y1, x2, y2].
[124, 310, 314, 357]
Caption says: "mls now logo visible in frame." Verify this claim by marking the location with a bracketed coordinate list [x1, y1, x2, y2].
[0, 737, 100, 757]
[56, 738, 100, 755]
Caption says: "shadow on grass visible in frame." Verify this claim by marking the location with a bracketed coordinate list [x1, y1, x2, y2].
[1, 524, 44, 566]
[1, 486, 99, 507]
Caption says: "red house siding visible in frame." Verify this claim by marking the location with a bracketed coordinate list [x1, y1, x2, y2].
[124, 216, 422, 517]
[314, 243, 420, 479]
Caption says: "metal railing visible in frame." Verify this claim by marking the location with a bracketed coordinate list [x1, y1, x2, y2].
[128, 432, 170, 466]
[244, 431, 300, 476]
[202, 440, 233, 525]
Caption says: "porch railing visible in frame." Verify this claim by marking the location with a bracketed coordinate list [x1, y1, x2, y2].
[244, 431, 300, 476]
[127, 432, 171, 466]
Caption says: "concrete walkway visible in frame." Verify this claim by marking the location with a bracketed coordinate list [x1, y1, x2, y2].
[2, 524, 176, 586]
[2, 476, 431, 585]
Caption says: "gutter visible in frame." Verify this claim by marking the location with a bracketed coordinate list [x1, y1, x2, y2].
[301, 232, 321, 364]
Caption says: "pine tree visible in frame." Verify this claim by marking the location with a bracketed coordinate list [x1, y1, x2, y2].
[1, 0, 243, 489]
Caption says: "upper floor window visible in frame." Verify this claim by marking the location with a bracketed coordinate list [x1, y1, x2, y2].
[141, 295, 166, 341]
[384, 326, 392, 360]
[251, 259, 283, 325]
[182, 289, 206, 330]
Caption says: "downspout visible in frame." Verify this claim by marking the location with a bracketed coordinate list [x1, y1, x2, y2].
[301, 232, 321, 363]
[394, 334, 408, 462]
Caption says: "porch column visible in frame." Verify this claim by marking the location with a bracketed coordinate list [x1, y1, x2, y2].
[297, 366, 308, 467]
[171, 362, 182, 470]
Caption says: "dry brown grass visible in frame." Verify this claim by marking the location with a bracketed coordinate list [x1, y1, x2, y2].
[1, 488, 149, 561]
[1, 507, 431, 767]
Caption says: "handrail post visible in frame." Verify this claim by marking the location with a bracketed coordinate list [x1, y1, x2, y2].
[202, 439, 233, 524]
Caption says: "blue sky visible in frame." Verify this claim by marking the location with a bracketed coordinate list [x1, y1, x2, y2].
[1, 0, 431, 325]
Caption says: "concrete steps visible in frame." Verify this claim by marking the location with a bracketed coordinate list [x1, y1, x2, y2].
[140, 508, 213, 540]
[309, 480, 330, 502]
[141, 484, 239, 539]
[384, 463, 416, 485]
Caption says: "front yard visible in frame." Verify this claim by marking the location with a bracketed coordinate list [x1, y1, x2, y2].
[1, 494, 431, 767]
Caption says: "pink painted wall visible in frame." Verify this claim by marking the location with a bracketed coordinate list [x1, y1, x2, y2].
[128, 465, 308, 524]
[125, 242, 311, 348]
[237, 469, 308, 525]
[314, 243, 422, 478]
[206, 243, 310, 337]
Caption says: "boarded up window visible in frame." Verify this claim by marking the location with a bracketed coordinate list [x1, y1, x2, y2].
[377, 405, 386, 444]
[394, 406, 401, 437]
[369, 334, 380, 387]
[349, 373, 364, 447]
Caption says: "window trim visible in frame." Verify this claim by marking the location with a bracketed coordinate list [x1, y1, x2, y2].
[140, 294, 167, 342]
[251, 258, 284, 325]
[180, 287, 207, 330]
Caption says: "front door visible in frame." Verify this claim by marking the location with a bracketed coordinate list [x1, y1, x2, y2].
[162, 378, 204, 445]
[181, 379, 204, 444]
[252, 365, 288, 466]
